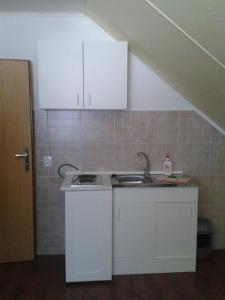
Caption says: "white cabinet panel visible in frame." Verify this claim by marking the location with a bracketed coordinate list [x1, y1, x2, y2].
[38, 41, 128, 110]
[38, 41, 83, 109]
[84, 41, 128, 109]
[65, 190, 112, 282]
[113, 199, 155, 261]
[156, 202, 198, 258]
[113, 187, 198, 275]
[113, 188, 155, 275]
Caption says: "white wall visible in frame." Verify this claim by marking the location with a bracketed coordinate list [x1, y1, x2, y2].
[0, 14, 194, 111]
[128, 53, 194, 110]
[0, 15, 113, 109]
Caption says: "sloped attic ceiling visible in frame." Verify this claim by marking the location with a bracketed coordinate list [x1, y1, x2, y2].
[86, 0, 225, 131]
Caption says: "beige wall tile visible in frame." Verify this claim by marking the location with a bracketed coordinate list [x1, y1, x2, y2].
[179, 111, 211, 143]
[81, 144, 114, 171]
[81, 126, 114, 144]
[178, 143, 210, 174]
[208, 144, 225, 174]
[47, 110, 75, 119]
[114, 143, 147, 171]
[48, 127, 81, 144]
[33, 109, 225, 253]
[147, 143, 178, 171]
[208, 175, 225, 191]
[49, 150, 83, 176]
[115, 111, 150, 143]
[35, 159, 49, 177]
[48, 118, 80, 128]
[152, 112, 179, 144]
[81, 111, 114, 128]
[33, 110, 48, 145]
[179, 112, 225, 144]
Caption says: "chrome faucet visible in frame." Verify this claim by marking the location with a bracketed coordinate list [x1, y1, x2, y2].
[136, 152, 152, 182]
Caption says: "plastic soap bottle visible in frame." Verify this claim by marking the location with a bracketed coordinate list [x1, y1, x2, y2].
[162, 154, 173, 176]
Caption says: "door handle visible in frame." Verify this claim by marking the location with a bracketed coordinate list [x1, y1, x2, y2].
[15, 148, 29, 171]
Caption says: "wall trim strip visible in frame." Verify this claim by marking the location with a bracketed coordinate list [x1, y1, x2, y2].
[144, 0, 225, 71]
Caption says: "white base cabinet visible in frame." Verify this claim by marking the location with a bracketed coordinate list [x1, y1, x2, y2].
[113, 187, 198, 275]
[65, 190, 112, 282]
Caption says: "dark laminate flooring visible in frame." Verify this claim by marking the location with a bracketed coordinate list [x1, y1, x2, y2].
[0, 251, 225, 300]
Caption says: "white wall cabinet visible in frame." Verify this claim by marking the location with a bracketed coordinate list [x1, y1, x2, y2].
[38, 41, 83, 109]
[83, 42, 127, 109]
[38, 41, 128, 110]
[65, 190, 112, 282]
[113, 187, 198, 275]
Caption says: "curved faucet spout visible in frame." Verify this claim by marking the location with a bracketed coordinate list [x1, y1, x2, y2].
[136, 152, 152, 181]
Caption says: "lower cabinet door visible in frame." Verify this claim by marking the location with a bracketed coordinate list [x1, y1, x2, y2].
[113, 200, 155, 261]
[113, 187, 198, 274]
[65, 190, 112, 282]
[113, 188, 155, 275]
[155, 201, 198, 258]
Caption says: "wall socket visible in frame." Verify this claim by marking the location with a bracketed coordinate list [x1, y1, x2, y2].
[43, 156, 53, 168]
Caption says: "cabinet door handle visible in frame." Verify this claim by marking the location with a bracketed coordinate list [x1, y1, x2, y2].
[88, 93, 91, 106]
[77, 93, 79, 106]
[117, 208, 120, 221]
[189, 207, 194, 219]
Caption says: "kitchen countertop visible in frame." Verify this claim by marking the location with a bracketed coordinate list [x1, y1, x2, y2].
[60, 173, 112, 191]
[60, 171, 198, 192]
[111, 175, 197, 188]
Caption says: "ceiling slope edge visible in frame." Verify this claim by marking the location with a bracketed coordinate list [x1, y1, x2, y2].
[143, 0, 225, 71]
[88, 6, 225, 136]
[86, 0, 225, 134]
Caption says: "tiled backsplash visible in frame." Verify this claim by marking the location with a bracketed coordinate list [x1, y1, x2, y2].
[34, 110, 225, 254]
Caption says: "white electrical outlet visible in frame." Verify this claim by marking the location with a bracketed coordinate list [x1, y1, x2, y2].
[43, 156, 53, 168]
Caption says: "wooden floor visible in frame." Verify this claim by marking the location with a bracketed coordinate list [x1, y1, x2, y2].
[0, 251, 225, 300]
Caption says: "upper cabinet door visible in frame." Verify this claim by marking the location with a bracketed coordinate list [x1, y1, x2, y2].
[83, 41, 128, 110]
[38, 41, 83, 109]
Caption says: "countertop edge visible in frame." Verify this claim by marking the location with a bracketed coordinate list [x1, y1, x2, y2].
[60, 174, 112, 192]
[60, 172, 198, 191]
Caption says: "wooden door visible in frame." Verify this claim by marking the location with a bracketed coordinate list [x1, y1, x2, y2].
[38, 41, 83, 109]
[0, 59, 34, 263]
[83, 41, 128, 110]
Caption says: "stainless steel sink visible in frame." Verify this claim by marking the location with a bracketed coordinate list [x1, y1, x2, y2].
[112, 174, 177, 187]
[115, 174, 148, 184]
